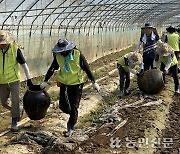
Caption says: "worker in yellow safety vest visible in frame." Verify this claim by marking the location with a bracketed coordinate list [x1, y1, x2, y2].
[0, 30, 33, 131]
[165, 26, 179, 60]
[155, 42, 179, 94]
[40, 39, 100, 137]
[117, 52, 144, 98]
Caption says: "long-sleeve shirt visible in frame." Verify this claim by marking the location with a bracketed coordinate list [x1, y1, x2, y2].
[135, 31, 160, 60]
[128, 62, 144, 75]
[154, 54, 173, 70]
[44, 52, 95, 82]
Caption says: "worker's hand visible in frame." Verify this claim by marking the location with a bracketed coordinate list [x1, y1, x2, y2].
[40, 81, 48, 89]
[163, 70, 168, 75]
[93, 82, 100, 92]
[137, 69, 144, 78]
[27, 79, 33, 89]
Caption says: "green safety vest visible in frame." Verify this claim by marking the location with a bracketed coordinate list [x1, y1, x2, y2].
[117, 54, 135, 72]
[0, 43, 20, 84]
[161, 54, 178, 67]
[56, 49, 84, 85]
[167, 33, 179, 51]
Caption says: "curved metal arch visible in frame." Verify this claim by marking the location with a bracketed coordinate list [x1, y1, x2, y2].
[29, 0, 55, 37]
[113, 1, 165, 30]
[90, 1, 138, 34]
[71, 0, 97, 33]
[17, 0, 40, 36]
[86, 0, 112, 35]
[92, 0, 130, 32]
[103, 2, 135, 31]
[2, 0, 26, 29]
[58, 0, 83, 34]
[61, 0, 85, 35]
[90, 0, 118, 33]
[149, 10, 180, 25]
[97, 1, 135, 31]
[41, 0, 67, 34]
[112, 2, 147, 29]
[76, 0, 105, 27]
[64, 0, 94, 34]
[113, 1, 178, 28]
[162, 13, 180, 26]
[49, 0, 77, 36]
[77, 0, 110, 35]
[131, 3, 158, 25]
[113, 3, 150, 30]
[147, 1, 180, 22]
[132, 1, 179, 25]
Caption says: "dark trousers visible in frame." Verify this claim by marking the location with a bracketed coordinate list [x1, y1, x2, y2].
[174, 51, 179, 60]
[59, 83, 84, 126]
[160, 63, 179, 91]
[143, 58, 154, 71]
[174, 51, 180, 73]
[117, 64, 130, 92]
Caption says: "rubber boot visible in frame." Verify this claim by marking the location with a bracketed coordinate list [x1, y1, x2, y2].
[119, 90, 124, 98]
[18, 105, 24, 122]
[65, 123, 74, 137]
[11, 117, 18, 132]
[124, 88, 130, 95]
[175, 85, 180, 94]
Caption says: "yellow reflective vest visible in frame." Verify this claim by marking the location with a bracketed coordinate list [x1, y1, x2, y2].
[0, 44, 20, 84]
[167, 33, 179, 51]
[162, 54, 178, 67]
[117, 54, 135, 72]
[56, 49, 84, 85]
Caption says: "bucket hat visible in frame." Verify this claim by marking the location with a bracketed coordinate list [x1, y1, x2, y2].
[0, 30, 14, 44]
[166, 26, 176, 33]
[52, 39, 75, 53]
[143, 23, 155, 29]
[127, 52, 143, 65]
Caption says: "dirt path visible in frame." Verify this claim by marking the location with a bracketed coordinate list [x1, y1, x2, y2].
[75, 76, 179, 154]
[0, 46, 179, 154]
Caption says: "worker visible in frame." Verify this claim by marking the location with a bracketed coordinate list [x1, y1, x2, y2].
[40, 39, 100, 137]
[135, 23, 162, 71]
[156, 42, 179, 94]
[0, 30, 33, 131]
[165, 26, 179, 60]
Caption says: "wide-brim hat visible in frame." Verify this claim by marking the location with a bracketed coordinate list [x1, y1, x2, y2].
[127, 52, 143, 65]
[52, 39, 75, 53]
[142, 23, 155, 29]
[0, 30, 14, 44]
[156, 42, 174, 56]
[166, 26, 176, 33]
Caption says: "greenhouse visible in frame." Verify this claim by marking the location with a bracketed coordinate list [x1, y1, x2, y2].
[0, 1, 180, 154]
[0, 0, 179, 77]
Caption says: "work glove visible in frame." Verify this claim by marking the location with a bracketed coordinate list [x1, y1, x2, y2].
[92, 82, 100, 92]
[136, 69, 144, 78]
[27, 79, 33, 89]
[40, 81, 48, 89]
[163, 70, 168, 75]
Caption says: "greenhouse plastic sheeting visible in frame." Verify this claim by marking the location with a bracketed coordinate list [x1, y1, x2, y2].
[0, 0, 179, 79]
